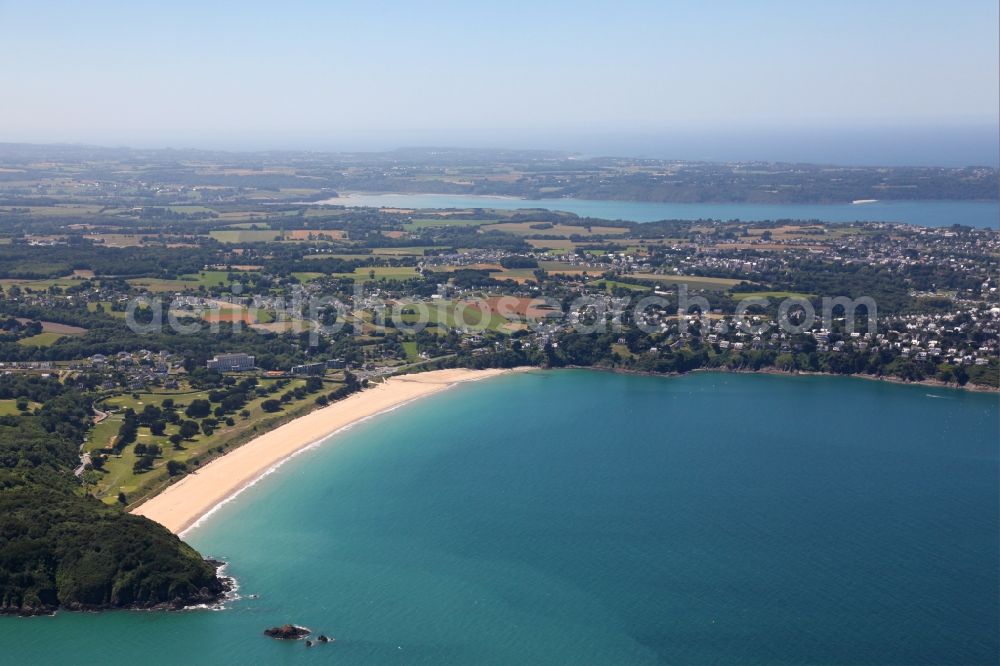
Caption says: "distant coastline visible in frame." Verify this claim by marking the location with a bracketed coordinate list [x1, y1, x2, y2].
[565, 364, 999, 393]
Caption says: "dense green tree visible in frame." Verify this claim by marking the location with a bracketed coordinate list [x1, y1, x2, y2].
[184, 399, 212, 419]
[178, 420, 200, 440]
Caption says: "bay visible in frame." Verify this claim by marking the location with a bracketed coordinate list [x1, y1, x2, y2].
[319, 193, 999, 228]
[2, 371, 997, 664]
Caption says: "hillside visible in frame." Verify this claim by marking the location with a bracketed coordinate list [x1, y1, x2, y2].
[0, 378, 226, 614]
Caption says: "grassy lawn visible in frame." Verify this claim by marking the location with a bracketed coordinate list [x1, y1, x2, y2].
[525, 239, 581, 251]
[127, 277, 199, 292]
[209, 229, 284, 243]
[397, 299, 515, 332]
[0, 399, 41, 416]
[488, 268, 536, 282]
[397, 302, 449, 329]
[178, 270, 252, 288]
[332, 266, 421, 283]
[627, 274, 748, 291]
[291, 271, 325, 283]
[165, 205, 217, 214]
[284, 229, 346, 241]
[372, 247, 435, 256]
[594, 279, 653, 292]
[243, 188, 323, 201]
[86, 378, 342, 505]
[84, 233, 152, 247]
[22, 204, 105, 217]
[207, 226, 343, 242]
[402, 340, 419, 361]
[225, 221, 272, 229]
[440, 262, 587, 285]
[87, 301, 128, 318]
[302, 208, 350, 218]
[612, 343, 637, 360]
[1, 277, 83, 291]
[730, 291, 814, 300]
[129, 271, 250, 292]
[530, 261, 599, 278]
[17, 332, 65, 346]
[487, 222, 630, 237]
[403, 218, 497, 231]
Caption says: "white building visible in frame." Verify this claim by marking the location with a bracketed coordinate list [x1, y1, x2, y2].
[206, 353, 255, 372]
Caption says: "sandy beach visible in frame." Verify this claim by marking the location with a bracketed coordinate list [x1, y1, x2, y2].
[132, 368, 515, 534]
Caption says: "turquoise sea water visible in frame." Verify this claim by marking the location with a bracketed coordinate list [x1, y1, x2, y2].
[321, 193, 999, 228]
[2, 371, 998, 664]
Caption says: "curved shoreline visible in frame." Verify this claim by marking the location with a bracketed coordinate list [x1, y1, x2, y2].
[133, 363, 992, 535]
[132, 368, 518, 534]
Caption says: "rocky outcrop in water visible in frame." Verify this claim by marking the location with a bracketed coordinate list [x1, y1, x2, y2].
[264, 624, 311, 640]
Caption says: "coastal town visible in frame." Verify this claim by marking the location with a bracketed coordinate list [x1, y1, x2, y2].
[0, 204, 996, 387]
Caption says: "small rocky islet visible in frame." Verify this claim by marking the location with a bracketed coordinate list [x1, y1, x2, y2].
[263, 624, 310, 640]
[263, 624, 335, 646]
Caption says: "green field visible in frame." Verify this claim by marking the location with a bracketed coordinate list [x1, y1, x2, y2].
[242, 188, 323, 201]
[17, 332, 65, 346]
[165, 205, 217, 214]
[302, 208, 350, 218]
[198, 270, 245, 286]
[396, 299, 512, 332]
[225, 222, 272, 229]
[730, 291, 814, 300]
[85, 378, 341, 505]
[209, 229, 283, 243]
[488, 222, 630, 237]
[594, 279, 653, 292]
[22, 204, 105, 217]
[0, 399, 41, 416]
[372, 247, 435, 256]
[178, 270, 251, 288]
[304, 253, 373, 261]
[127, 271, 249, 292]
[538, 261, 597, 273]
[402, 218, 497, 231]
[1, 277, 83, 291]
[127, 277, 199, 292]
[611, 343, 637, 361]
[87, 301, 128, 318]
[332, 266, 422, 283]
[628, 274, 748, 291]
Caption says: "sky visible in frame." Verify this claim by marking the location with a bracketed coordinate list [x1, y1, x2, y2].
[0, 0, 997, 164]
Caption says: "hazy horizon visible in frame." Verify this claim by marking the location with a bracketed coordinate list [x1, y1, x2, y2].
[1, 0, 997, 167]
[4, 123, 998, 169]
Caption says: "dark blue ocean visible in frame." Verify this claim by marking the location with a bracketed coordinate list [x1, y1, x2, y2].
[1, 371, 997, 664]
